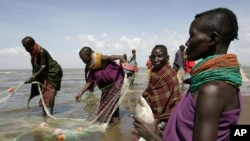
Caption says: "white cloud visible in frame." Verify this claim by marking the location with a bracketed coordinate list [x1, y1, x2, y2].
[120, 36, 141, 50]
[0, 46, 27, 56]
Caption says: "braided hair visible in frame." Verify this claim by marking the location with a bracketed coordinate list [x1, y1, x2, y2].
[195, 8, 238, 45]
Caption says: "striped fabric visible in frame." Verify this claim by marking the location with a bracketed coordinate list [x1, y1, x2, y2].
[142, 63, 182, 121]
[39, 79, 56, 108]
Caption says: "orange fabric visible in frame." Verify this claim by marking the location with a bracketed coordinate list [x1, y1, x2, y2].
[31, 43, 40, 58]
[89, 52, 102, 70]
[191, 54, 239, 75]
[31, 43, 40, 64]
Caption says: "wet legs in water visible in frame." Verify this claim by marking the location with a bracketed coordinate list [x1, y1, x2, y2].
[42, 92, 56, 116]
[49, 91, 56, 115]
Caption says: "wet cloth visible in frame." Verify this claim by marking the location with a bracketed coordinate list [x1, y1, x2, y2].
[27, 45, 63, 108]
[163, 91, 242, 141]
[86, 61, 125, 122]
[142, 63, 181, 122]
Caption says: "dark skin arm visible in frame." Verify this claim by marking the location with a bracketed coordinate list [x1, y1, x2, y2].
[100, 54, 126, 68]
[193, 80, 238, 141]
[75, 82, 93, 102]
[102, 54, 126, 63]
[75, 54, 126, 102]
[24, 48, 46, 84]
[131, 115, 163, 141]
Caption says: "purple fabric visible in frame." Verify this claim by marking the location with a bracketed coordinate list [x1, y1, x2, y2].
[86, 61, 124, 122]
[86, 61, 124, 89]
[163, 91, 242, 141]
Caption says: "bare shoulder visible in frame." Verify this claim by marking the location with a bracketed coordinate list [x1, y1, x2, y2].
[198, 80, 238, 111]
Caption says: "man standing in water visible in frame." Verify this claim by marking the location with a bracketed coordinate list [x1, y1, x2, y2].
[22, 36, 63, 115]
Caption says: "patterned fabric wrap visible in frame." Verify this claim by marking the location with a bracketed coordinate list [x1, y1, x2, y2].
[39, 79, 56, 107]
[27, 46, 63, 108]
[189, 54, 242, 92]
[89, 52, 102, 70]
[86, 61, 125, 122]
[97, 83, 122, 122]
[142, 63, 182, 121]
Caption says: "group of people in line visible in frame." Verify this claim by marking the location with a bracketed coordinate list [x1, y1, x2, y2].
[22, 7, 242, 141]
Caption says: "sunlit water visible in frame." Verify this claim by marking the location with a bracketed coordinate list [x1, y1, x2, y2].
[0, 66, 249, 141]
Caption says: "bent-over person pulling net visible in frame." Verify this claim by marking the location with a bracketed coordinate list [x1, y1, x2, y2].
[75, 47, 127, 124]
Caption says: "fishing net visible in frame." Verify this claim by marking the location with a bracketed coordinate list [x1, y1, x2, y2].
[0, 83, 23, 109]
[0, 72, 137, 141]
[26, 74, 134, 140]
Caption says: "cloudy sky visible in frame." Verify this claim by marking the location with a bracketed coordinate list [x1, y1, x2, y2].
[0, 0, 250, 69]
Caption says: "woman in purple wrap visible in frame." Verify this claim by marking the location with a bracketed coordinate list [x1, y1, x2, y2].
[75, 46, 126, 124]
[131, 7, 242, 141]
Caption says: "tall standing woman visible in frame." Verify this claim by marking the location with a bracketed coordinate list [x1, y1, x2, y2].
[132, 7, 242, 141]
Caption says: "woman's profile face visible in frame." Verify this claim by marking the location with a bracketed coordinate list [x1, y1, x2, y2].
[185, 18, 211, 61]
[80, 49, 92, 65]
